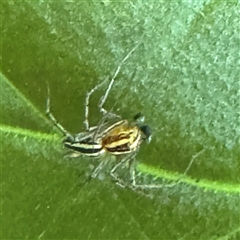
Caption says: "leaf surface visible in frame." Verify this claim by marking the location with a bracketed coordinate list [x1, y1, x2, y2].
[1, 2, 239, 239]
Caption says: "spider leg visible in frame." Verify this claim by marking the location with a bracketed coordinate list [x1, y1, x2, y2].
[110, 152, 137, 188]
[91, 160, 108, 179]
[46, 83, 72, 138]
[182, 149, 205, 176]
[129, 149, 205, 190]
[84, 80, 107, 131]
[98, 40, 143, 116]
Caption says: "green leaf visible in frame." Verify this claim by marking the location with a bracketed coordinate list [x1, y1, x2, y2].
[2, 1, 239, 239]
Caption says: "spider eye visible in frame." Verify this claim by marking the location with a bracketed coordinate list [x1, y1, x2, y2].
[139, 125, 152, 142]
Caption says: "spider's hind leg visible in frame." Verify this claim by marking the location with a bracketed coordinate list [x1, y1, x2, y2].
[46, 83, 72, 138]
[110, 152, 137, 188]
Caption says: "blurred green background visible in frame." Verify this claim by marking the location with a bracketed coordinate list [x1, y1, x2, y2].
[1, 1, 239, 239]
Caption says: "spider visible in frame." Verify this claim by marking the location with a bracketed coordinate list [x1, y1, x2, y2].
[46, 40, 152, 188]
[46, 41, 204, 191]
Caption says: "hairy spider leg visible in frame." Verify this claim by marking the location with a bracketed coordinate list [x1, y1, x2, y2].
[98, 40, 143, 116]
[84, 40, 143, 136]
[91, 160, 109, 179]
[129, 149, 205, 190]
[84, 80, 107, 131]
[46, 82, 72, 138]
[110, 152, 138, 188]
[84, 41, 142, 131]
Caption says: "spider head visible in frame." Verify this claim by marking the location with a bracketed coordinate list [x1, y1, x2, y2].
[133, 112, 152, 143]
[139, 125, 152, 143]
